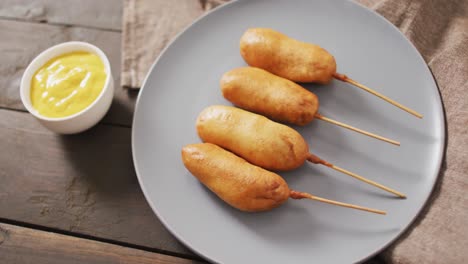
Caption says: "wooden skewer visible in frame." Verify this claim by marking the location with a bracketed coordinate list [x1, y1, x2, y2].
[330, 165, 406, 198]
[314, 113, 400, 146]
[333, 73, 423, 119]
[307, 154, 406, 198]
[290, 190, 386, 215]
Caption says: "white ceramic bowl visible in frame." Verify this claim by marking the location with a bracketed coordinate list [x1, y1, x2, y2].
[20, 41, 114, 134]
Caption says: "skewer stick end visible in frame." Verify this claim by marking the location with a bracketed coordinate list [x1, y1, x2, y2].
[397, 192, 407, 199]
[330, 164, 406, 198]
[314, 113, 401, 146]
[333, 72, 423, 119]
[290, 190, 387, 215]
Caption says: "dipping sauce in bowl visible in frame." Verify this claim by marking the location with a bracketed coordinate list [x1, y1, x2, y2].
[20, 41, 114, 134]
[31, 51, 107, 118]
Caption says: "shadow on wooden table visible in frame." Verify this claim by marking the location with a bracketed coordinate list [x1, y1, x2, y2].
[102, 88, 140, 127]
[58, 106, 137, 197]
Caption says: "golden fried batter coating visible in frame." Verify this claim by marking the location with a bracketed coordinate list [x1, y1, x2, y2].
[240, 28, 336, 84]
[196, 105, 309, 171]
[221, 67, 319, 125]
[182, 143, 290, 212]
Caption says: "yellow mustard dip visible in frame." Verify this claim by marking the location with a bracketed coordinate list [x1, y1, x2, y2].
[30, 51, 107, 118]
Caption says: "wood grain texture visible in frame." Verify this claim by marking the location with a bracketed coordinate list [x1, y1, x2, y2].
[0, 0, 122, 31]
[0, 110, 386, 264]
[0, 223, 201, 264]
[0, 1, 384, 263]
[0, 19, 136, 126]
[0, 109, 192, 257]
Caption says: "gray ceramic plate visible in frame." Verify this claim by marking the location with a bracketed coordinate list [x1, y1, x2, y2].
[132, 0, 445, 263]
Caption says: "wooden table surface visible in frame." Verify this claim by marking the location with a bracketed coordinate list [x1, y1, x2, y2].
[0, 1, 384, 263]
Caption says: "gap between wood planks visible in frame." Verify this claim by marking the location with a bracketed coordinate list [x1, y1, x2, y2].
[0, 0, 122, 32]
[0, 218, 204, 262]
[0, 16, 122, 32]
[0, 105, 132, 129]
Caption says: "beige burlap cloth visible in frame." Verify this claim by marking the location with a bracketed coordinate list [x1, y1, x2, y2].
[122, 0, 468, 263]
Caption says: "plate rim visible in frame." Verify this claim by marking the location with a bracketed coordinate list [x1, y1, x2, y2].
[131, 0, 447, 263]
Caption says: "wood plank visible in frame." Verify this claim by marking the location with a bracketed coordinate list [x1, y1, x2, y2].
[0, 19, 135, 127]
[0, 223, 201, 264]
[0, 109, 192, 257]
[0, 0, 122, 31]
[0, 109, 383, 263]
